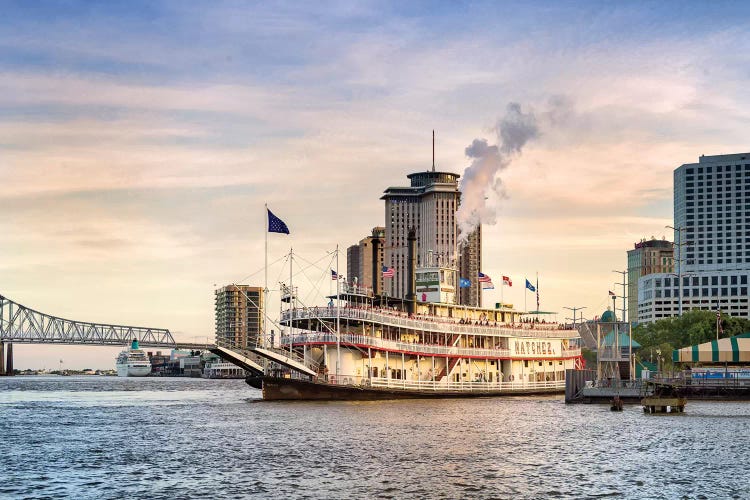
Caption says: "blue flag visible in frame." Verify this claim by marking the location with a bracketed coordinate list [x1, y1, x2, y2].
[459, 278, 471, 288]
[525, 279, 536, 292]
[267, 208, 290, 234]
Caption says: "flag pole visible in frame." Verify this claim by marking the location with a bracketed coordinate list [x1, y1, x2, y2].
[524, 277, 527, 313]
[289, 247, 293, 356]
[264, 202, 268, 348]
[336, 244, 341, 380]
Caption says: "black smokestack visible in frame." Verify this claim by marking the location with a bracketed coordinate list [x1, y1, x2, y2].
[406, 227, 417, 316]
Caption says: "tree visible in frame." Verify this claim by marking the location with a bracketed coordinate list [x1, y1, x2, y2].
[633, 310, 750, 369]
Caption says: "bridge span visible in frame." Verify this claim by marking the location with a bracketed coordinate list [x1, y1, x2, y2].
[0, 293, 218, 375]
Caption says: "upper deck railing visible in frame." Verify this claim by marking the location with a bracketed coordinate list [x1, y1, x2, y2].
[283, 331, 582, 359]
[281, 307, 576, 340]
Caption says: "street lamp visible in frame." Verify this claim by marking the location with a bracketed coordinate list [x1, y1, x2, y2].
[666, 225, 685, 316]
[563, 306, 586, 328]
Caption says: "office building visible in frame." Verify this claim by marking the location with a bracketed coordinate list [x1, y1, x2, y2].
[214, 284, 264, 349]
[381, 169, 482, 306]
[626, 238, 674, 324]
[637, 153, 750, 322]
[347, 227, 385, 294]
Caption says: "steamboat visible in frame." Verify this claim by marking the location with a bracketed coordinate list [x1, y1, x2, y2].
[243, 231, 582, 400]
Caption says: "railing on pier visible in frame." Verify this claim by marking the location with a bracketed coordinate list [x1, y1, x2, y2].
[281, 307, 573, 340]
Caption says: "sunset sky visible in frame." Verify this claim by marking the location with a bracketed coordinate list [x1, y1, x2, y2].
[3, 1, 750, 369]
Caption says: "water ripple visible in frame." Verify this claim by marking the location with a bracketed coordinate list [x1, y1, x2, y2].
[2, 377, 750, 499]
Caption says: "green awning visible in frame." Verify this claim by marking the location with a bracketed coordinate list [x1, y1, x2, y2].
[673, 332, 750, 363]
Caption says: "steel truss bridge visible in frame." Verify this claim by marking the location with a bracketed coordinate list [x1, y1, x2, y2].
[0, 293, 297, 379]
[0, 293, 216, 375]
[0, 293, 177, 346]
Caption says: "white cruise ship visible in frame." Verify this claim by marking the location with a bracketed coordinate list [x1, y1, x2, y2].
[116, 339, 152, 377]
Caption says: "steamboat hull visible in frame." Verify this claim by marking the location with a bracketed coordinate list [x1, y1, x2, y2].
[249, 376, 564, 401]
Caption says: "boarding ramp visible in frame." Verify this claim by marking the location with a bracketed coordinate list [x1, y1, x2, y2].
[250, 346, 317, 377]
[210, 345, 264, 376]
[577, 322, 598, 350]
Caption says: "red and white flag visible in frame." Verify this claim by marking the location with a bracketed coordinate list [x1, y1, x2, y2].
[502, 276, 512, 287]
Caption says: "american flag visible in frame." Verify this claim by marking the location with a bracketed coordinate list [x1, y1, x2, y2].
[382, 266, 395, 278]
[331, 269, 339, 280]
[478, 272, 494, 289]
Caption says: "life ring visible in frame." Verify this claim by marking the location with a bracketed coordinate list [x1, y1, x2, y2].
[509, 374, 515, 382]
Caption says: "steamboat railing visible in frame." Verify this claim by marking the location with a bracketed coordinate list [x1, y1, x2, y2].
[313, 375, 565, 392]
[281, 307, 574, 340]
[283, 332, 582, 359]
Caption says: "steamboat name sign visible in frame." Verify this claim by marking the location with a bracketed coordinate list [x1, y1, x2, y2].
[512, 339, 561, 357]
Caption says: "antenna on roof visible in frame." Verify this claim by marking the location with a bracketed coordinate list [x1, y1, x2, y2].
[432, 130, 435, 172]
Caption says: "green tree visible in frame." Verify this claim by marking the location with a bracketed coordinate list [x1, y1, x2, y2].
[633, 310, 750, 368]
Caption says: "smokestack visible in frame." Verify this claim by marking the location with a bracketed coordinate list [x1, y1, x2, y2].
[406, 227, 417, 316]
[371, 236, 380, 297]
[432, 130, 435, 172]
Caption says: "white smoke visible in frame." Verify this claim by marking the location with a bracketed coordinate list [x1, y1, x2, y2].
[456, 102, 539, 243]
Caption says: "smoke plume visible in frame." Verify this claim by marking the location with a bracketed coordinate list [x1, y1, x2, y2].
[456, 102, 539, 243]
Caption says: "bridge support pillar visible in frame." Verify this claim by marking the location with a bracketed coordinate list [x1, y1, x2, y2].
[5, 343, 13, 376]
[0, 342, 4, 375]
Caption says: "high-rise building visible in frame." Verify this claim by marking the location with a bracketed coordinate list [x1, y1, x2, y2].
[347, 227, 385, 294]
[626, 238, 674, 324]
[214, 285, 264, 349]
[458, 226, 482, 306]
[381, 170, 481, 306]
[346, 244, 360, 284]
[637, 153, 750, 322]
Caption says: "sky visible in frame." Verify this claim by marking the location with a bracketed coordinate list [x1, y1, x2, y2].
[2, 1, 750, 369]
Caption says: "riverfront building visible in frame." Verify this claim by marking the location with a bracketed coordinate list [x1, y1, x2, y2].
[637, 153, 750, 322]
[627, 238, 674, 324]
[214, 284, 264, 349]
[380, 169, 482, 306]
[346, 227, 385, 294]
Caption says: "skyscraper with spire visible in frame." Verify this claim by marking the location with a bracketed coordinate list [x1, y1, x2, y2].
[380, 136, 482, 306]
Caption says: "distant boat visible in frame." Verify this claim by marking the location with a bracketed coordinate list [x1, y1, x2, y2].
[116, 339, 152, 377]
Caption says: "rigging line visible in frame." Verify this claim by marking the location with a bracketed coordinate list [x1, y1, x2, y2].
[231, 253, 289, 286]
[291, 251, 339, 282]
[273, 252, 291, 291]
[298, 253, 337, 306]
[293, 250, 335, 269]
[278, 251, 337, 299]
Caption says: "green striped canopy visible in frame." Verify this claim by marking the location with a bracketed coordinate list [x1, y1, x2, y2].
[673, 333, 750, 363]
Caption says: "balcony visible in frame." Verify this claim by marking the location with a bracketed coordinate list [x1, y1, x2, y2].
[283, 331, 581, 360]
[281, 307, 573, 340]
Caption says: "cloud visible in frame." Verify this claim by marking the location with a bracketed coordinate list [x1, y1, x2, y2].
[2, 2, 750, 367]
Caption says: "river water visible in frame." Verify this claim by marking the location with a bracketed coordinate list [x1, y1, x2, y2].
[1, 376, 748, 499]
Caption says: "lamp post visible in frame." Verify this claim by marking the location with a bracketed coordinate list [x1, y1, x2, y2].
[666, 225, 685, 317]
[563, 306, 586, 328]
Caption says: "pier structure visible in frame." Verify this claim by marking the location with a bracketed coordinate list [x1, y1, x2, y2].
[596, 313, 636, 382]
